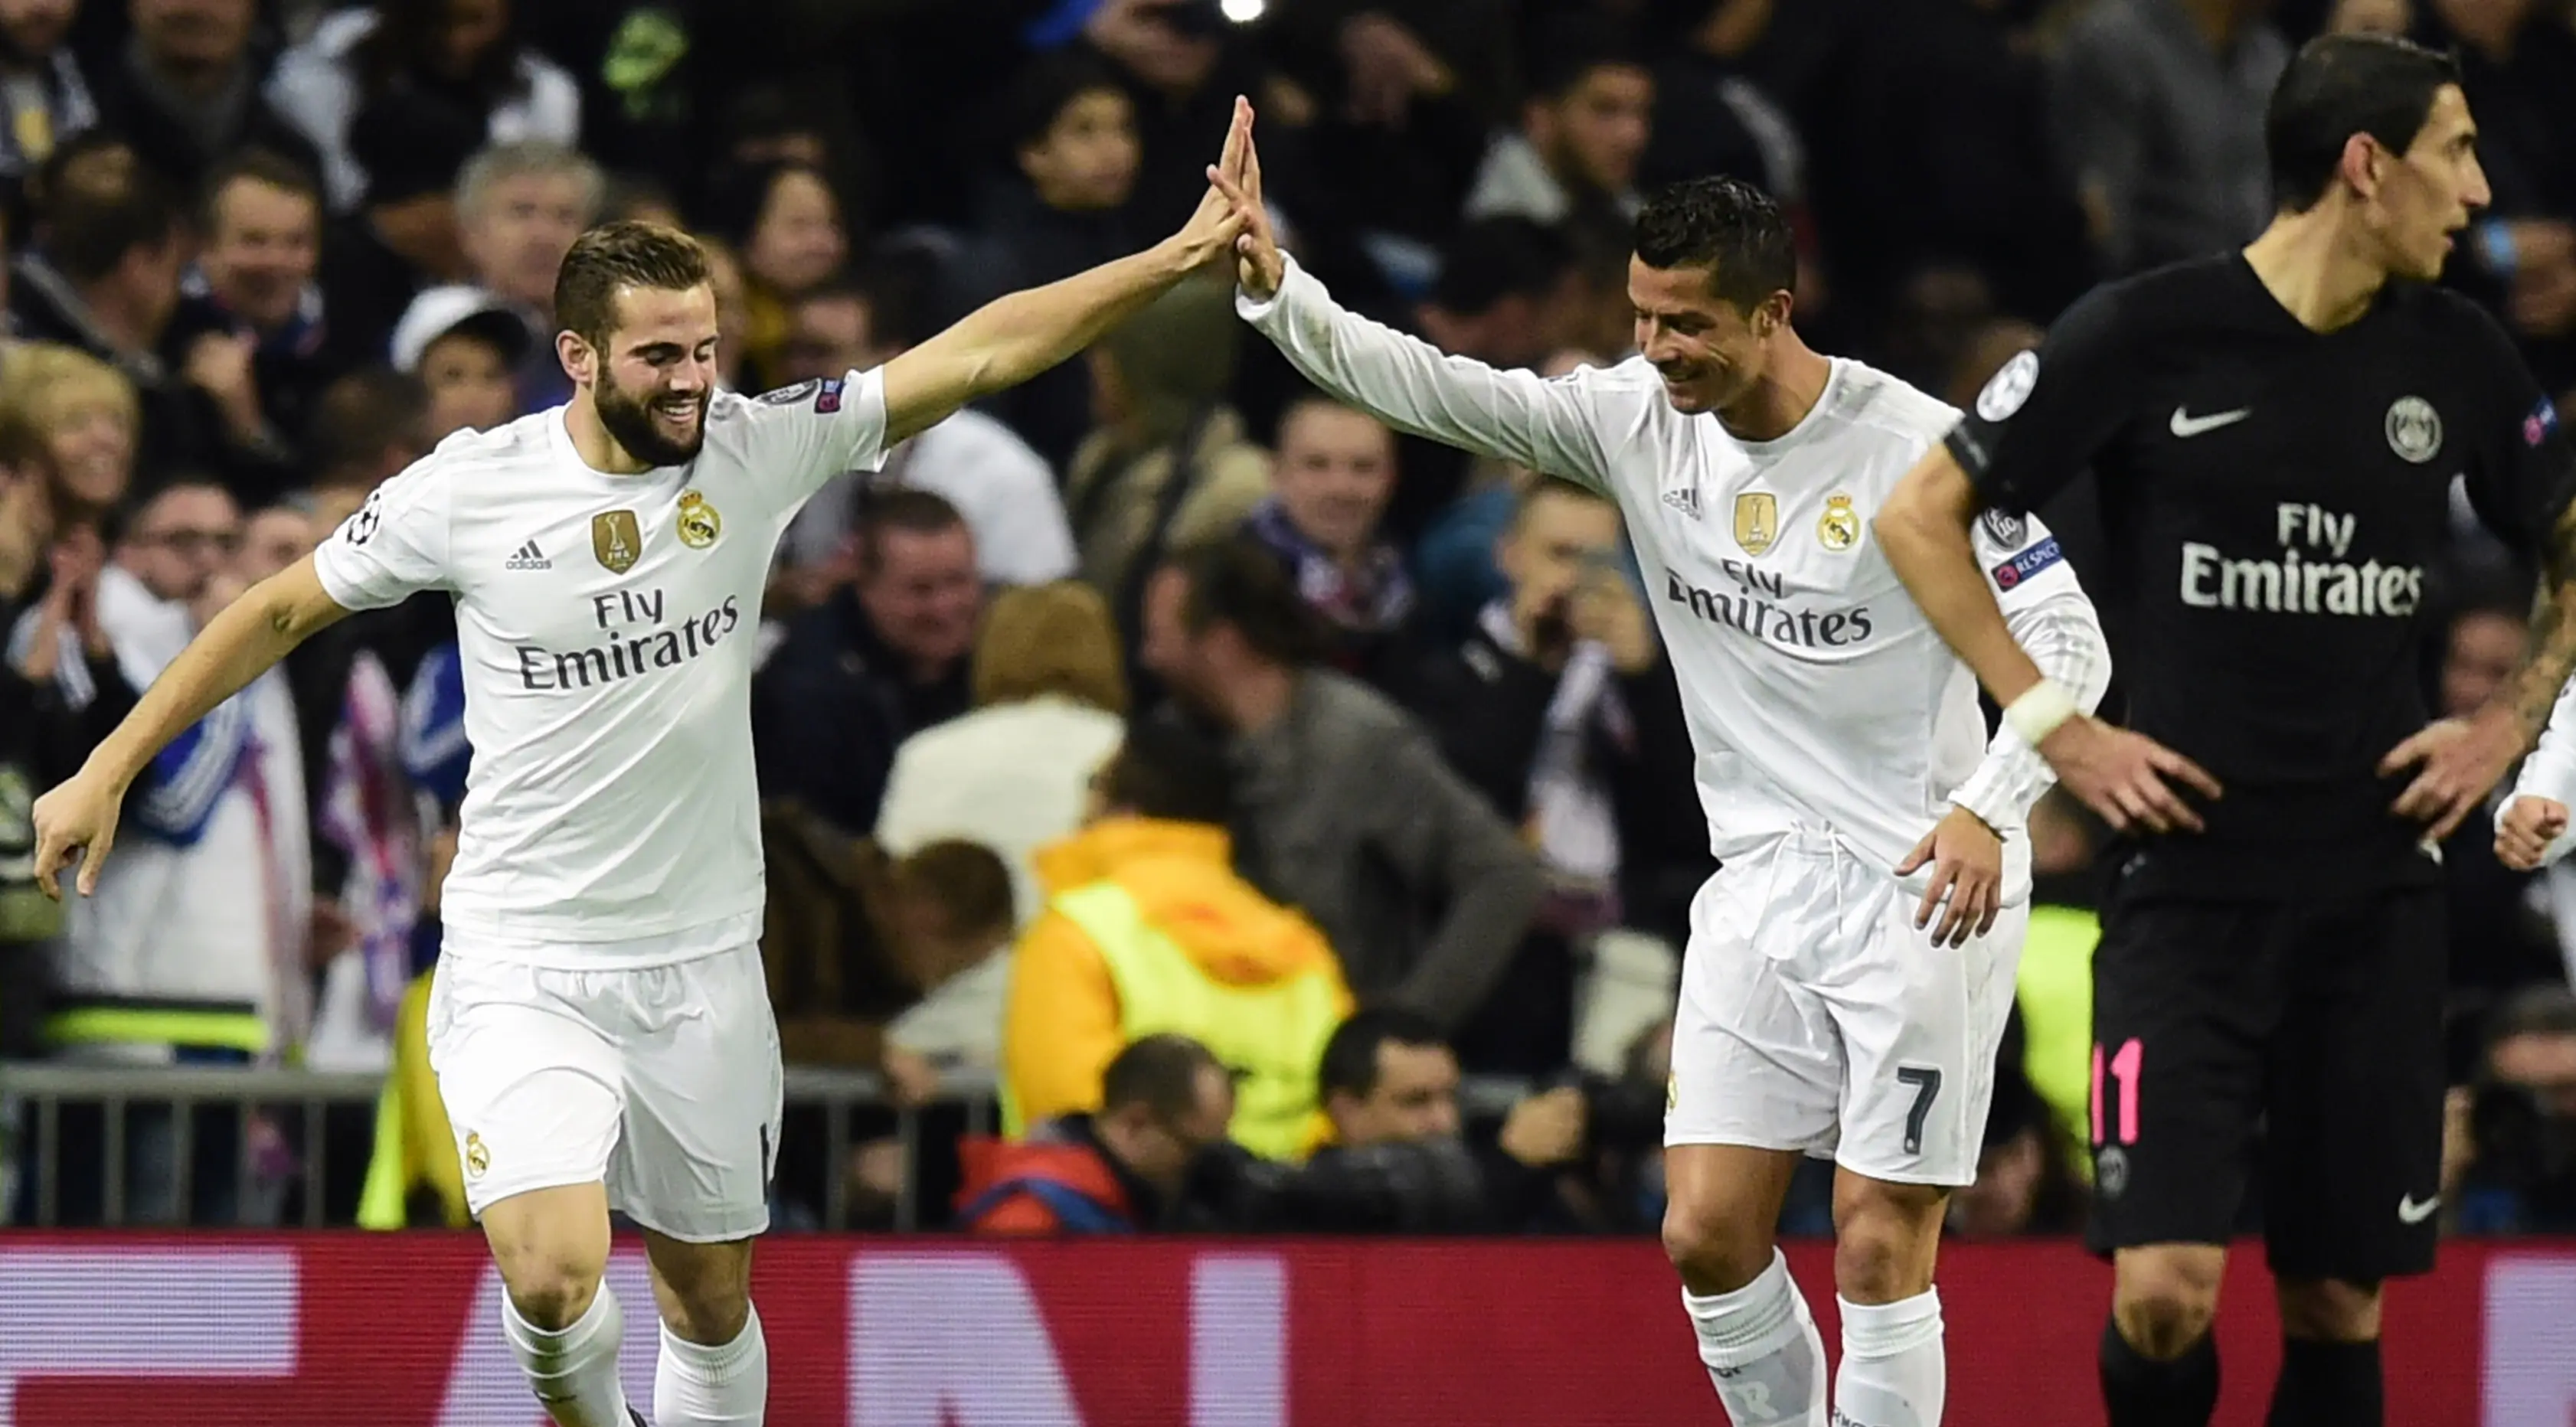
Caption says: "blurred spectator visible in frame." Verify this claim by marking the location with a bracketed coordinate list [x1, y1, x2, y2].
[1000, 716, 1353, 1159]
[1078, 0, 1267, 234]
[758, 804, 929, 1072]
[773, 264, 1077, 588]
[1411, 348, 1598, 642]
[162, 148, 328, 505]
[267, 0, 581, 215]
[1278, 1007, 1587, 1232]
[0, 456, 132, 1061]
[90, 0, 322, 197]
[11, 139, 217, 484]
[702, 158, 847, 387]
[314, 93, 482, 370]
[1241, 395, 1420, 694]
[598, 170, 681, 229]
[753, 487, 981, 835]
[302, 364, 428, 507]
[2328, 0, 2414, 33]
[1410, 476, 1710, 1070]
[1463, 15, 1651, 256]
[1416, 217, 1576, 374]
[0, 340, 137, 522]
[402, 138, 598, 411]
[698, 235, 750, 390]
[0, 0, 96, 218]
[876, 581, 1129, 928]
[2454, 984, 2576, 1233]
[2434, 599, 2568, 991]
[2050, 0, 2287, 276]
[1064, 275, 1273, 634]
[2424, 0, 2576, 393]
[874, 839, 1019, 1105]
[966, 49, 1143, 471]
[1141, 536, 1541, 1034]
[48, 478, 305, 1223]
[387, 285, 529, 439]
[957, 1031, 1236, 1234]
[2016, 789, 2105, 1171]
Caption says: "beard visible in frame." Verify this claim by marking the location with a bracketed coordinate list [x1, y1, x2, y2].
[596, 369, 707, 467]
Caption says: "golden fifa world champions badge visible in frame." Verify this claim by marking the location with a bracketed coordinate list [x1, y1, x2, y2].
[1733, 491, 1777, 556]
[592, 509, 642, 573]
[1818, 494, 1861, 551]
[677, 490, 723, 549]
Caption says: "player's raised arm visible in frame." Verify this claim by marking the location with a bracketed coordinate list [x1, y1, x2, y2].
[1208, 107, 1611, 491]
[873, 99, 1256, 447]
[31, 553, 351, 897]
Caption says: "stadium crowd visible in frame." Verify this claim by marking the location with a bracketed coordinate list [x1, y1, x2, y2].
[3, 0, 2576, 1242]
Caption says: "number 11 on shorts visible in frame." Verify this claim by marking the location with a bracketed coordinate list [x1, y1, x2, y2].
[2091, 1038, 2143, 1145]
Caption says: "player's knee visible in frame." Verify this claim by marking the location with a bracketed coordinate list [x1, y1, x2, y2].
[1661, 1197, 1775, 1293]
[2112, 1248, 2226, 1359]
[649, 1243, 755, 1345]
[1830, 1179, 1947, 1302]
[498, 1252, 607, 1331]
[2275, 1276, 2381, 1342]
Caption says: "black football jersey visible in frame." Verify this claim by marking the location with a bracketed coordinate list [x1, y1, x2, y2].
[1947, 255, 2576, 896]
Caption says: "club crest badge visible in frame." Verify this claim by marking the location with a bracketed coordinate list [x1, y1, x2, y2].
[1818, 494, 1861, 551]
[677, 490, 722, 550]
[1734, 492, 1779, 557]
[593, 509, 642, 573]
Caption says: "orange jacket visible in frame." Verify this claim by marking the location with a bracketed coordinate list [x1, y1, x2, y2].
[1002, 818, 1354, 1148]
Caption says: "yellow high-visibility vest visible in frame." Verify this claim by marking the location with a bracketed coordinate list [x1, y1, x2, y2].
[1008, 881, 1343, 1161]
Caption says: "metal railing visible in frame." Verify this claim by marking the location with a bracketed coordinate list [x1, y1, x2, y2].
[0, 1061, 1535, 1232]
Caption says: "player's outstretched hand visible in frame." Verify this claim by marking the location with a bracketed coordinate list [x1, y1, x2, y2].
[2383, 705, 2523, 842]
[2037, 714, 2221, 835]
[1898, 805, 2003, 949]
[29, 766, 126, 900]
[1166, 96, 1256, 273]
[2497, 795, 2571, 871]
[1204, 96, 1285, 300]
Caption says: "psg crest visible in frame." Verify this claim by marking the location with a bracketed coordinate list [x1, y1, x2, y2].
[2385, 396, 2442, 464]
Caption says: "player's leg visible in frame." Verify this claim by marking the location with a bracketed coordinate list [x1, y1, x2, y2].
[2087, 898, 2285, 1427]
[2257, 888, 2446, 1427]
[1820, 885, 2028, 1427]
[427, 958, 636, 1427]
[1663, 852, 1841, 1426]
[612, 945, 783, 1427]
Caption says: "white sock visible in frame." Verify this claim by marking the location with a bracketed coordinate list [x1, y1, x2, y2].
[502, 1283, 633, 1427]
[1682, 1249, 1829, 1425]
[1835, 1290, 1947, 1427]
[655, 1303, 767, 1426]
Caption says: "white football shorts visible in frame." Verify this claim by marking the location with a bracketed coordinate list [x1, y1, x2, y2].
[425, 941, 783, 1241]
[1664, 827, 2025, 1187]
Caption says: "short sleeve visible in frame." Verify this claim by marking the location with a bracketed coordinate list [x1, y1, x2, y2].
[1943, 285, 2136, 517]
[726, 368, 893, 508]
[312, 459, 453, 610]
[1973, 508, 2077, 608]
[2455, 305, 2576, 554]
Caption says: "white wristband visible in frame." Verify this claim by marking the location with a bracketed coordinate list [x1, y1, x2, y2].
[2003, 679, 2079, 746]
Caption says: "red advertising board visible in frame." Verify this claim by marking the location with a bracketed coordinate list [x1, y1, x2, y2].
[0, 1234, 2554, 1425]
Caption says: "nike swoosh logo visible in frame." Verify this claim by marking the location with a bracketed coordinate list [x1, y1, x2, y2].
[2398, 1194, 2441, 1224]
[2170, 407, 2253, 438]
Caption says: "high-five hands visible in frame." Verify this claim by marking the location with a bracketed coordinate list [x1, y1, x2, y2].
[1205, 96, 1285, 300]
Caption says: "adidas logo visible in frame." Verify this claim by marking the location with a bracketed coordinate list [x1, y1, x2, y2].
[505, 539, 551, 570]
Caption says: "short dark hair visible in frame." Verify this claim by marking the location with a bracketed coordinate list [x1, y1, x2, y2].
[1633, 175, 1798, 312]
[1430, 217, 1573, 318]
[1318, 1008, 1448, 1102]
[41, 146, 184, 286]
[1101, 716, 1233, 825]
[1511, 474, 1612, 530]
[554, 220, 711, 349]
[2489, 983, 2576, 1050]
[304, 367, 430, 478]
[891, 839, 1015, 942]
[1004, 49, 1125, 155]
[854, 485, 969, 576]
[1102, 1033, 1224, 1120]
[201, 148, 322, 232]
[2267, 34, 2464, 214]
[1162, 535, 1326, 668]
[806, 245, 941, 353]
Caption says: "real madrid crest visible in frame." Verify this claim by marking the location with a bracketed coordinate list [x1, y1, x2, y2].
[1733, 491, 1779, 557]
[1818, 494, 1861, 551]
[463, 1131, 490, 1179]
[677, 489, 722, 549]
[2385, 395, 2442, 464]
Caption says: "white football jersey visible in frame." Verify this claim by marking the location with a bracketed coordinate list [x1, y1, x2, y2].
[1241, 259, 2107, 900]
[312, 371, 890, 965]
